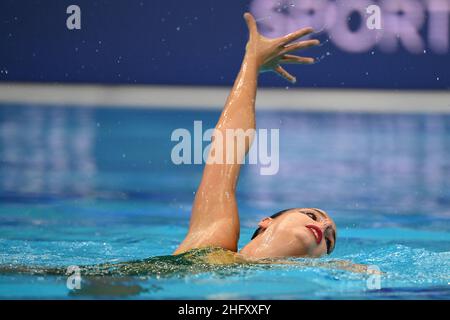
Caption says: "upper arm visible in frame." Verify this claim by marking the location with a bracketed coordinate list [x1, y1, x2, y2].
[173, 163, 241, 254]
[174, 125, 257, 254]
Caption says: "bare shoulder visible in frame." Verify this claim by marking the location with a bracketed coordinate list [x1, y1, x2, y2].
[264, 258, 383, 274]
[202, 248, 249, 265]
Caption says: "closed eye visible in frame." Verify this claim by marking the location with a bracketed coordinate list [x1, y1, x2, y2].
[303, 211, 317, 221]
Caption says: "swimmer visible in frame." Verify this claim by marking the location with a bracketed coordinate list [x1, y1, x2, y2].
[0, 13, 373, 278]
[174, 13, 335, 260]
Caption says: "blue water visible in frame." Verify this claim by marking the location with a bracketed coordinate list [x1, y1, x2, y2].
[0, 104, 449, 299]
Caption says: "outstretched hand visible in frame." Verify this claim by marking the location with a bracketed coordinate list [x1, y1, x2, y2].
[244, 12, 319, 84]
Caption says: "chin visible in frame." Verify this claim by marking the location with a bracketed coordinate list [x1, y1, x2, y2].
[294, 231, 317, 256]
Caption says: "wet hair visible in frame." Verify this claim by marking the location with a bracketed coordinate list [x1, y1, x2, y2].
[250, 209, 293, 240]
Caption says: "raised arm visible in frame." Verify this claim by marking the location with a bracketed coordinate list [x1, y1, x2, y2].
[174, 13, 319, 254]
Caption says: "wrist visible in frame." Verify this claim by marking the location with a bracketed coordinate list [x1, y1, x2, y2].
[243, 50, 263, 71]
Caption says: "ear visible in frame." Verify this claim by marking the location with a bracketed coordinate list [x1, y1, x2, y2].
[258, 217, 273, 230]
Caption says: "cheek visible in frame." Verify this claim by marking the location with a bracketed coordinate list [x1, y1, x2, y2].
[295, 229, 328, 257]
[295, 229, 318, 253]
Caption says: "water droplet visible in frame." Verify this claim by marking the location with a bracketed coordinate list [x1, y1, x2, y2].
[4, 70, 8, 74]
[423, 49, 427, 54]
[326, 51, 331, 56]
[176, 26, 181, 31]
[122, 154, 126, 158]
[436, 77, 440, 81]
[285, 86, 290, 90]
[371, 51, 375, 55]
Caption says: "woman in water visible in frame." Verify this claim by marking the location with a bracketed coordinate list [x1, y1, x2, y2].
[1, 13, 369, 281]
[174, 13, 336, 261]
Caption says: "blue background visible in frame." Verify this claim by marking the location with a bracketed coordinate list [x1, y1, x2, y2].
[0, 0, 448, 89]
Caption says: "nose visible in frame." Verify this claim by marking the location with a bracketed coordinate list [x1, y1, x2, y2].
[320, 220, 331, 231]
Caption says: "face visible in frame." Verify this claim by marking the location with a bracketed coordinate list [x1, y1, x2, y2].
[239, 208, 337, 259]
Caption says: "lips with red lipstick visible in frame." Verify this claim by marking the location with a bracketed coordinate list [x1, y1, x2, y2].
[305, 225, 323, 244]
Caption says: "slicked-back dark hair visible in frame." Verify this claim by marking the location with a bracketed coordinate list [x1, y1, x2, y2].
[250, 208, 293, 240]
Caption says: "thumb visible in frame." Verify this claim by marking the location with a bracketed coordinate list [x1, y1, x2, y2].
[244, 12, 258, 35]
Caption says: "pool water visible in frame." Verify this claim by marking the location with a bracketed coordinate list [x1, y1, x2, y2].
[0, 104, 449, 299]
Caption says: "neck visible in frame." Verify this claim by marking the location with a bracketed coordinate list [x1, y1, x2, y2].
[239, 236, 269, 258]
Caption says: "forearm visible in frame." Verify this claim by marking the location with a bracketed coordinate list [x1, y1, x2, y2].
[216, 52, 259, 134]
[201, 53, 260, 191]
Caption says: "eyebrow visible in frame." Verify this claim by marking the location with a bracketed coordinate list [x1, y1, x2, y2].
[311, 208, 328, 220]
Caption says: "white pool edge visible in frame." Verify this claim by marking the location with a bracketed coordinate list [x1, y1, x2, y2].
[0, 82, 449, 113]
